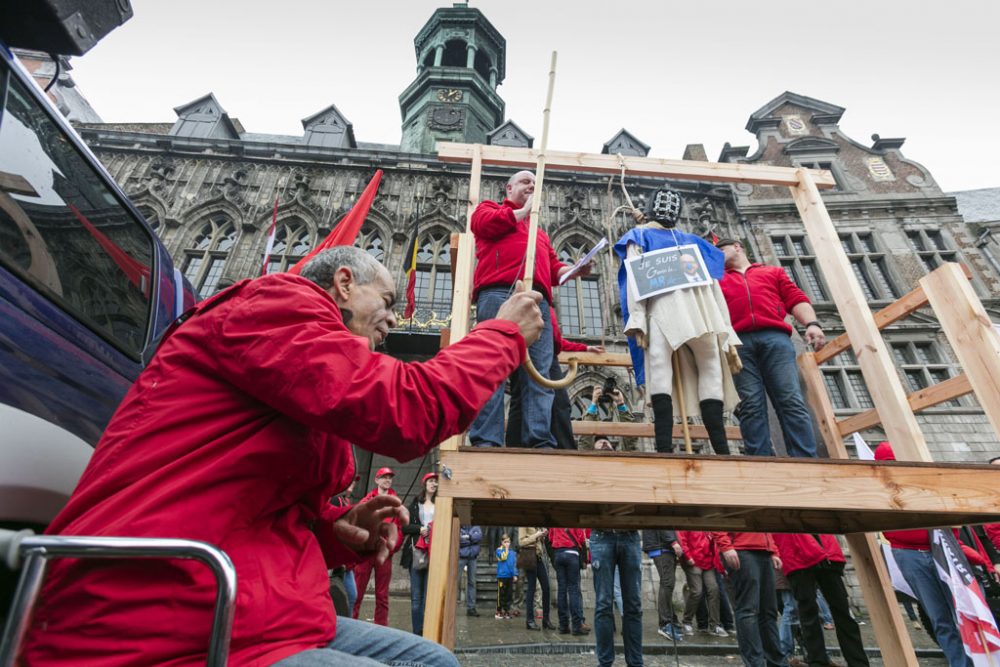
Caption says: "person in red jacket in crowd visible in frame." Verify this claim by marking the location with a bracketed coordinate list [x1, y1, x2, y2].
[712, 531, 785, 667]
[678, 531, 728, 637]
[717, 239, 825, 459]
[21, 246, 544, 667]
[983, 457, 1000, 560]
[876, 441, 992, 667]
[549, 527, 592, 635]
[505, 307, 604, 449]
[772, 533, 869, 667]
[469, 170, 591, 449]
[351, 467, 403, 626]
[329, 475, 361, 616]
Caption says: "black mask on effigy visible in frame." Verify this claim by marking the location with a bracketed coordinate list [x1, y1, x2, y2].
[645, 189, 682, 228]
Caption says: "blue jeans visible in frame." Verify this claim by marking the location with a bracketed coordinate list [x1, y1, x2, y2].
[344, 570, 357, 616]
[734, 329, 817, 458]
[591, 531, 643, 667]
[817, 590, 833, 625]
[272, 615, 458, 666]
[469, 288, 555, 448]
[525, 554, 551, 623]
[779, 589, 799, 658]
[727, 550, 786, 667]
[893, 548, 972, 667]
[554, 549, 584, 631]
[410, 567, 428, 636]
[459, 556, 477, 610]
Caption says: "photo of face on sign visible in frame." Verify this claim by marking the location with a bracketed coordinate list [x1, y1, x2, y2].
[624, 243, 711, 301]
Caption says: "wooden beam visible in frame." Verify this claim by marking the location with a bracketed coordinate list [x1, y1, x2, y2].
[837, 373, 974, 437]
[438, 448, 1000, 533]
[800, 295, 919, 665]
[922, 262, 1000, 440]
[438, 143, 837, 189]
[557, 351, 632, 367]
[571, 419, 743, 441]
[790, 170, 933, 463]
[814, 264, 973, 365]
[0, 171, 37, 196]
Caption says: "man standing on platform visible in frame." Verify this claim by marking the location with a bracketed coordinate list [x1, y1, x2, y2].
[469, 170, 589, 448]
[352, 467, 403, 626]
[717, 239, 825, 458]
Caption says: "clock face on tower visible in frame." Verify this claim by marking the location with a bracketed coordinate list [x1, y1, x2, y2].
[436, 88, 463, 103]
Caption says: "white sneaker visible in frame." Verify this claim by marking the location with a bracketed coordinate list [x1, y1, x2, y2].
[711, 625, 729, 637]
[682, 623, 694, 635]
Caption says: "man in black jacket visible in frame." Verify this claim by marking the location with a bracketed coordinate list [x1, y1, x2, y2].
[643, 529, 684, 641]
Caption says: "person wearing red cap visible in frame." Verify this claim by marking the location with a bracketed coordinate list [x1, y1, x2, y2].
[21, 246, 545, 667]
[352, 468, 402, 626]
[401, 472, 439, 635]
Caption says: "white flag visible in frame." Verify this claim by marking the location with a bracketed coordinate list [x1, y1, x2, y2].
[852, 433, 875, 461]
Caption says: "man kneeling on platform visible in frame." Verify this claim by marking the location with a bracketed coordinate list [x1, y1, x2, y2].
[580, 378, 638, 452]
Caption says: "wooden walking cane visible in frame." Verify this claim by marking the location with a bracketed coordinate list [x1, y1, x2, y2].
[520, 51, 578, 390]
[671, 352, 693, 453]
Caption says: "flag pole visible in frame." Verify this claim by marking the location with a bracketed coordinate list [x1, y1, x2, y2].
[521, 51, 578, 390]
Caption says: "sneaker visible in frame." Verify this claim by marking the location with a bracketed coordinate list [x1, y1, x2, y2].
[657, 623, 684, 641]
[711, 625, 729, 637]
[682, 622, 695, 635]
[503, 612, 512, 620]
[467, 608, 480, 617]
[494, 613, 503, 620]
[823, 621, 835, 630]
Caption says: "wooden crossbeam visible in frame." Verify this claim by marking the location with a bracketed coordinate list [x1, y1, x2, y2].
[837, 373, 974, 437]
[438, 448, 1000, 533]
[814, 264, 973, 365]
[571, 419, 743, 441]
[557, 350, 632, 367]
[437, 143, 837, 189]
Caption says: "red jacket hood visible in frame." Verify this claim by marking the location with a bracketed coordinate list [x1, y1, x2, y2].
[719, 264, 810, 335]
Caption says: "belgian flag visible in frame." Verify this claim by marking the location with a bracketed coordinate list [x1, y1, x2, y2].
[403, 228, 419, 319]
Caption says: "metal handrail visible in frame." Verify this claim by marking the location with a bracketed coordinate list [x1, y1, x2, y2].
[0, 534, 237, 667]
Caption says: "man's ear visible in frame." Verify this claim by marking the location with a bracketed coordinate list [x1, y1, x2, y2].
[328, 266, 354, 305]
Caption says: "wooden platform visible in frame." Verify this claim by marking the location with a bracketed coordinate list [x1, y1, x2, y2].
[441, 447, 1000, 533]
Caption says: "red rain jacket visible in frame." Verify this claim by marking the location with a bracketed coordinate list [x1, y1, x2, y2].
[711, 531, 778, 555]
[678, 531, 717, 571]
[772, 533, 846, 576]
[549, 528, 590, 550]
[23, 273, 525, 666]
[719, 264, 811, 336]
[471, 199, 566, 303]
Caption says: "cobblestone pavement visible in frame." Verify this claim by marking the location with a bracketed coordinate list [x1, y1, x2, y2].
[356, 595, 948, 666]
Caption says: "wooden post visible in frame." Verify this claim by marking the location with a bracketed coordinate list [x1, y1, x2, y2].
[790, 170, 933, 463]
[798, 352, 919, 666]
[423, 150, 482, 646]
[921, 262, 1000, 439]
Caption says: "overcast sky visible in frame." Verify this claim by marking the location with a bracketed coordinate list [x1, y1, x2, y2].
[66, 0, 999, 192]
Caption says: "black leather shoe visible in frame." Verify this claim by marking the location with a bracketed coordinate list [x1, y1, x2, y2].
[466, 608, 480, 617]
[572, 626, 590, 636]
[543, 619, 557, 630]
[526, 620, 540, 631]
[559, 627, 570, 634]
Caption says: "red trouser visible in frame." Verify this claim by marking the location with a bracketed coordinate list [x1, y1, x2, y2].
[351, 556, 393, 625]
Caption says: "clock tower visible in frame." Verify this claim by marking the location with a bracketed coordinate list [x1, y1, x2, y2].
[399, 4, 506, 154]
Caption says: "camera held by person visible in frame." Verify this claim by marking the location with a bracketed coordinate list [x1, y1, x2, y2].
[596, 376, 619, 406]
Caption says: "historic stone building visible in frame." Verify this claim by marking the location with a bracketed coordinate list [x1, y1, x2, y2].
[63, 3, 999, 476]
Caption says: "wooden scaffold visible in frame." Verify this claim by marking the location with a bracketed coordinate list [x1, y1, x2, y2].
[417, 139, 1000, 664]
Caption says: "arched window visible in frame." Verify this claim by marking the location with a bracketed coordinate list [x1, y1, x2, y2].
[264, 220, 313, 275]
[414, 229, 452, 313]
[355, 225, 385, 262]
[183, 215, 236, 296]
[556, 238, 605, 337]
[442, 40, 466, 67]
[474, 50, 491, 81]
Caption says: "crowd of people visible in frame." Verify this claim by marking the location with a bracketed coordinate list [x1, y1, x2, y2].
[19, 166, 999, 667]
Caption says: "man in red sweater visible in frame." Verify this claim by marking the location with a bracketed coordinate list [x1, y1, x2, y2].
[22, 246, 544, 667]
[717, 239, 825, 458]
[772, 533, 868, 667]
[469, 170, 589, 448]
[713, 531, 785, 667]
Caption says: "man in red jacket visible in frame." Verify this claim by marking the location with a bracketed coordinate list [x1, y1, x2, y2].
[717, 239, 825, 458]
[22, 246, 543, 667]
[772, 533, 869, 667]
[713, 531, 786, 667]
[469, 170, 589, 448]
[352, 467, 403, 626]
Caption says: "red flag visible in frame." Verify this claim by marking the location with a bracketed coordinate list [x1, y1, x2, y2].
[287, 169, 383, 275]
[711, 231, 720, 245]
[260, 197, 279, 276]
[69, 204, 151, 294]
[402, 228, 419, 319]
